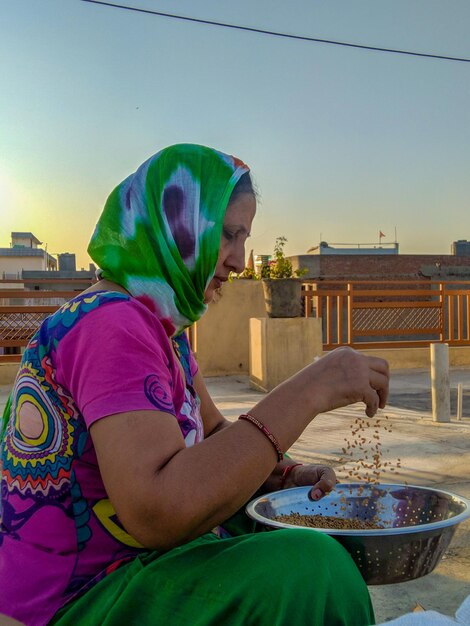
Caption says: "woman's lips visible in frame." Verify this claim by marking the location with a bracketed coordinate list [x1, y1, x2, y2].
[213, 276, 227, 289]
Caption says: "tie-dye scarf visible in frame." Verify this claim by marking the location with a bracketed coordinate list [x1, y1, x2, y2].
[88, 144, 250, 337]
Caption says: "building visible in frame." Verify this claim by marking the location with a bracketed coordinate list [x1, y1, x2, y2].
[285, 239, 470, 281]
[307, 241, 399, 255]
[58, 253, 77, 272]
[288, 253, 470, 281]
[11, 232, 42, 249]
[21, 268, 95, 291]
[0, 232, 57, 278]
[0, 233, 95, 288]
[254, 254, 271, 276]
[452, 240, 470, 257]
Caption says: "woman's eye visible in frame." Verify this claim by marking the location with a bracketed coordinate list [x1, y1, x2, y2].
[223, 229, 234, 241]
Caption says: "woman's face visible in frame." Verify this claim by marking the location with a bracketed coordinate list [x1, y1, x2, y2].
[204, 192, 256, 303]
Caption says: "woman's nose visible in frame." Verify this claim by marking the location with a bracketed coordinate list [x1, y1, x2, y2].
[226, 243, 245, 274]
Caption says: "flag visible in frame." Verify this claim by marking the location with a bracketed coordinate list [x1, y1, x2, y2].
[379, 231, 385, 239]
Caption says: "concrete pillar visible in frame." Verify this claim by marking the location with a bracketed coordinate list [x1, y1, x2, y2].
[249, 317, 323, 392]
[430, 343, 450, 423]
[456, 383, 463, 421]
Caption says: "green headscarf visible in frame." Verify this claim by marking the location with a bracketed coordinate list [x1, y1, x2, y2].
[88, 144, 250, 337]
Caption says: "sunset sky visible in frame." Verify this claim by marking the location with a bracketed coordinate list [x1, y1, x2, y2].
[1, 0, 469, 268]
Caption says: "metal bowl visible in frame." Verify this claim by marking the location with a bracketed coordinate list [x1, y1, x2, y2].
[246, 483, 470, 585]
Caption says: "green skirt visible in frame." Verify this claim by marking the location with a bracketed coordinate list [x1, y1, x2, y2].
[51, 513, 374, 626]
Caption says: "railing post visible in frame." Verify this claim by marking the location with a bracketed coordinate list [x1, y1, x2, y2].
[311, 283, 319, 319]
[337, 295, 344, 346]
[458, 293, 464, 342]
[448, 293, 455, 342]
[456, 383, 463, 421]
[347, 283, 353, 345]
[313, 286, 325, 346]
[430, 343, 451, 423]
[467, 295, 470, 341]
[439, 283, 445, 342]
[326, 296, 333, 346]
[302, 284, 310, 317]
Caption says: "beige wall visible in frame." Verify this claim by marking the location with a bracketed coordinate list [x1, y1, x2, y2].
[193, 280, 267, 376]
[0, 282, 23, 290]
[12, 235, 38, 248]
[0, 364, 19, 385]
[0, 256, 45, 275]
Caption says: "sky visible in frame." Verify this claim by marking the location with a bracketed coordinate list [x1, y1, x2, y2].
[1, 0, 470, 268]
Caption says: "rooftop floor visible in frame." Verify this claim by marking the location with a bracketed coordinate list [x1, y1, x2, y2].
[207, 369, 470, 622]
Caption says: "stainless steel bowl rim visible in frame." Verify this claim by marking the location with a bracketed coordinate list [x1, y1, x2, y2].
[246, 483, 470, 536]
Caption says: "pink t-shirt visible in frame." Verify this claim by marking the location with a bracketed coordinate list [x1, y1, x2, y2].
[0, 291, 201, 626]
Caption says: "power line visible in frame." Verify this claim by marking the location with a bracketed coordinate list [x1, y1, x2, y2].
[80, 0, 470, 63]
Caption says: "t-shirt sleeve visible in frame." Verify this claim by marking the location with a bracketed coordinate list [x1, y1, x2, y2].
[55, 300, 182, 428]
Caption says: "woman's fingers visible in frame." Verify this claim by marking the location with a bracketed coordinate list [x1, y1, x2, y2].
[291, 464, 337, 493]
[369, 370, 389, 409]
[369, 358, 390, 408]
[364, 393, 380, 417]
[305, 467, 337, 500]
[303, 348, 390, 417]
[368, 356, 390, 376]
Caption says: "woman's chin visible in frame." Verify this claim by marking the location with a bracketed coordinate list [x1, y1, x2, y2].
[203, 288, 214, 304]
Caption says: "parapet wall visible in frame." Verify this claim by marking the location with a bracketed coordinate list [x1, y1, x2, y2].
[192, 280, 267, 376]
[289, 254, 470, 280]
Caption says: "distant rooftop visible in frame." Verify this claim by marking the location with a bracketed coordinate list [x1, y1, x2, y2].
[11, 232, 42, 245]
[0, 248, 47, 257]
[307, 241, 399, 256]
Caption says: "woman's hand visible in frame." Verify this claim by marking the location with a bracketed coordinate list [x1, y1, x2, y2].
[283, 464, 337, 501]
[283, 347, 390, 419]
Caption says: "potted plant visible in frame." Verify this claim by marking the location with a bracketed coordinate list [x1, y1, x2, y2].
[261, 237, 306, 318]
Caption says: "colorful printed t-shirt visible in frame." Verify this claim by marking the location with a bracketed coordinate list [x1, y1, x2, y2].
[0, 291, 202, 626]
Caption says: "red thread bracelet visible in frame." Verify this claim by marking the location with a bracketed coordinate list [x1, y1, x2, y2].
[238, 413, 284, 462]
[280, 463, 303, 490]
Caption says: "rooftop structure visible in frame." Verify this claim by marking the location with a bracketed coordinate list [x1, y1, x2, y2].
[0, 232, 57, 276]
[0, 248, 51, 257]
[11, 232, 42, 248]
[58, 253, 76, 272]
[307, 241, 399, 255]
[452, 240, 470, 257]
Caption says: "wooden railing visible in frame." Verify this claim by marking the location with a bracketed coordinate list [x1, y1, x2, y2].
[0, 279, 93, 363]
[2, 279, 470, 364]
[302, 280, 470, 350]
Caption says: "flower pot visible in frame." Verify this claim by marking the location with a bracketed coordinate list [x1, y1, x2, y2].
[262, 278, 302, 318]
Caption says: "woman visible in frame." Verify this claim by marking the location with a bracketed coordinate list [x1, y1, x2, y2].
[0, 144, 389, 626]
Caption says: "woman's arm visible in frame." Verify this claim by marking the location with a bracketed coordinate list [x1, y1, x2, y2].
[90, 347, 389, 552]
[193, 371, 335, 497]
[193, 369, 230, 437]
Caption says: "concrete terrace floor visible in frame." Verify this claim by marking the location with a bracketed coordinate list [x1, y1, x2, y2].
[1, 368, 469, 623]
[207, 369, 470, 623]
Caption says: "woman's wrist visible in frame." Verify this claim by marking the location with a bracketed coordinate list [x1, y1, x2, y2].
[280, 463, 303, 489]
